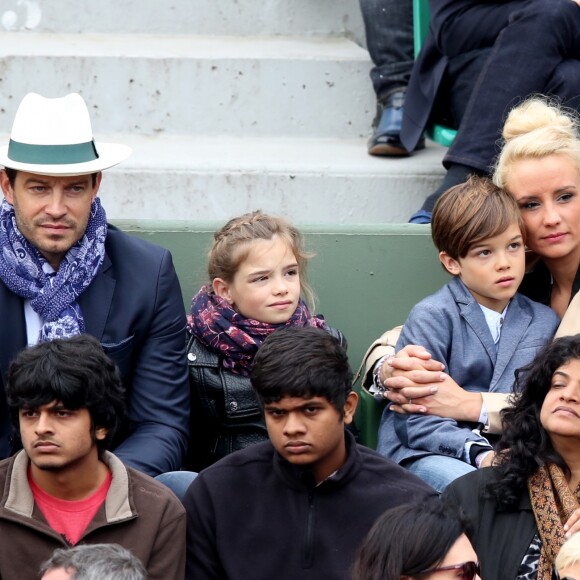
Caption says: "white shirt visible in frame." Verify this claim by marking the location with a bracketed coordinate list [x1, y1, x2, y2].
[479, 302, 509, 345]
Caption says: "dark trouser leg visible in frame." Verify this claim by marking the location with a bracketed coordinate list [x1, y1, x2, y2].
[413, 2, 520, 216]
[445, 0, 580, 173]
[359, 0, 414, 100]
[360, 0, 418, 155]
[417, 0, 580, 217]
[544, 59, 580, 113]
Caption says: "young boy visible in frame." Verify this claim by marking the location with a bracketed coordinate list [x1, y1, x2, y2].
[184, 326, 435, 580]
[376, 176, 560, 492]
[0, 335, 185, 580]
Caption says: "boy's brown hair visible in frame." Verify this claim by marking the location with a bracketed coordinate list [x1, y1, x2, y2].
[431, 175, 525, 262]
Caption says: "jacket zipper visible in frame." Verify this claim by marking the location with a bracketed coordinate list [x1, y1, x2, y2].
[303, 491, 315, 568]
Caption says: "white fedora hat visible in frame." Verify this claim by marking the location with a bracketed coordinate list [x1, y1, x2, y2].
[0, 92, 131, 176]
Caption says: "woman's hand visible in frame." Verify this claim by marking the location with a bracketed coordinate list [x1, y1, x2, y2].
[383, 346, 483, 422]
[382, 346, 444, 395]
[564, 509, 580, 538]
[380, 345, 445, 413]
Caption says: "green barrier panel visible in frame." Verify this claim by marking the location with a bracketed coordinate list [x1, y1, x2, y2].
[115, 221, 450, 448]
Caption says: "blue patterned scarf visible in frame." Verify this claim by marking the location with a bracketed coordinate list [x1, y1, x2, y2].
[0, 198, 107, 342]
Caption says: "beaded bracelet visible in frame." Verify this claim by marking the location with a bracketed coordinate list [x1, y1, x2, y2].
[373, 354, 395, 392]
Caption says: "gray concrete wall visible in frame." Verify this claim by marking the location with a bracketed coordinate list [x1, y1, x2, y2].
[0, 0, 366, 42]
[0, 0, 443, 224]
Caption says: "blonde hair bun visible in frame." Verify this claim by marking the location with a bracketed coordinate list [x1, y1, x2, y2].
[502, 98, 575, 143]
[494, 97, 580, 188]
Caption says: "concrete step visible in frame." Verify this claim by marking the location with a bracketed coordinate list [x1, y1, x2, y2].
[0, 1, 444, 228]
[0, 32, 374, 138]
[0, 0, 364, 43]
[64, 133, 446, 224]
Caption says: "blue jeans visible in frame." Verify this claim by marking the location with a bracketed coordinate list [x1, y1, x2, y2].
[155, 471, 197, 503]
[404, 455, 475, 493]
[359, 0, 414, 100]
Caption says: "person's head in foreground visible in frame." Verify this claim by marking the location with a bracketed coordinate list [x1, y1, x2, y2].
[557, 532, 580, 580]
[251, 326, 357, 483]
[432, 174, 526, 313]
[6, 334, 125, 470]
[352, 500, 479, 580]
[40, 543, 146, 580]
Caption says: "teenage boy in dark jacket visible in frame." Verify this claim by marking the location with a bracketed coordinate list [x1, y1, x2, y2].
[184, 326, 436, 580]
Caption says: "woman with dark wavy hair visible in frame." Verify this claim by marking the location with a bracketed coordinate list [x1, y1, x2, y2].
[444, 335, 580, 580]
[352, 500, 480, 580]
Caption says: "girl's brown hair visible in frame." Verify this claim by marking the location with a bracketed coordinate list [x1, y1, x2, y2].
[207, 210, 316, 309]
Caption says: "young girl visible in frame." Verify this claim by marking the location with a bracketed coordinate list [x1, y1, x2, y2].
[186, 211, 344, 471]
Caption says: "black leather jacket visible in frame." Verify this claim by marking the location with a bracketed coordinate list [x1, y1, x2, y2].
[185, 326, 346, 471]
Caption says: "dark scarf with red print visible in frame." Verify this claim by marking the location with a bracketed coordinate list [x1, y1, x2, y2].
[188, 285, 328, 376]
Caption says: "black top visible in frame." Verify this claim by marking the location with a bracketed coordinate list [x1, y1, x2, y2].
[184, 431, 436, 580]
[519, 260, 580, 307]
[443, 468, 537, 580]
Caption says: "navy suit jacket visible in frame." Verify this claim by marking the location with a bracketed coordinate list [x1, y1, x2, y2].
[0, 225, 189, 476]
[377, 277, 559, 465]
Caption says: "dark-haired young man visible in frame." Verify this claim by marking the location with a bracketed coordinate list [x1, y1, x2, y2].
[184, 326, 435, 580]
[0, 335, 185, 580]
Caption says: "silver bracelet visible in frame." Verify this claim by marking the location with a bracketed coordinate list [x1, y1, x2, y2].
[373, 354, 394, 392]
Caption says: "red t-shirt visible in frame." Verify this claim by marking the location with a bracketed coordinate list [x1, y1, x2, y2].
[29, 469, 112, 545]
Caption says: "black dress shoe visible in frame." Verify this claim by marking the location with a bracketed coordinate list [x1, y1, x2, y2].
[367, 90, 424, 156]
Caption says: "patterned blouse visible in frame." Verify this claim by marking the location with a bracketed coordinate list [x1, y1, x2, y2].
[516, 533, 541, 580]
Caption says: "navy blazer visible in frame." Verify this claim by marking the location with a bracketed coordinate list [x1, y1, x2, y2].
[377, 277, 559, 465]
[0, 225, 189, 476]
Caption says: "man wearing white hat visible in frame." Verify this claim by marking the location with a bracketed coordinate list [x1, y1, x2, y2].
[0, 92, 189, 477]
